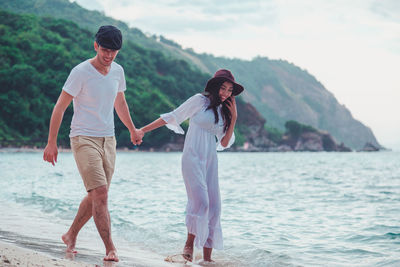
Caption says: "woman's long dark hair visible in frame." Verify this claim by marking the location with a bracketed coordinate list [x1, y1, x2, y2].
[203, 80, 233, 133]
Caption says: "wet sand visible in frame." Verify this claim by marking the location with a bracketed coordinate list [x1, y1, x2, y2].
[0, 240, 93, 267]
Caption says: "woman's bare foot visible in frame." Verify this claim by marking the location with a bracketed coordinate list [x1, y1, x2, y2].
[203, 247, 213, 262]
[104, 250, 119, 262]
[182, 246, 193, 262]
[62, 233, 77, 253]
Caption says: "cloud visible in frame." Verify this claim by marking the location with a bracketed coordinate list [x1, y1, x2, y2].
[370, 0, 400, 22]
[84, 0, 277, 35]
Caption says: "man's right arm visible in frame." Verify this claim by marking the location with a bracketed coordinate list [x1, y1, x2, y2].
[43, 90, 73, 166]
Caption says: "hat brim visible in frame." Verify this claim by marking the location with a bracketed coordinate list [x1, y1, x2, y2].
[205, 77, 244, 96]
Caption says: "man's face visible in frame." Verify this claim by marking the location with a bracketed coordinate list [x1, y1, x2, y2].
[94, 42, 119, 66]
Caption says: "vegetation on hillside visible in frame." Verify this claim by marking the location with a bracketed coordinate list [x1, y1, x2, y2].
[0, 0, 381, 149]
[284, 120, 317, 138]
[0, 7, 359, 151]
[0, 10, 212, 148]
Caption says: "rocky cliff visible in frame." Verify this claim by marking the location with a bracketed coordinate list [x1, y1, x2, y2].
[235, 117, 352, 152]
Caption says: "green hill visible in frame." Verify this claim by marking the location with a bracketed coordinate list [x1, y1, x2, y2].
[0, 0, 381, 149]
[0, 0, 380, 149]
[0, 10, 254, 148]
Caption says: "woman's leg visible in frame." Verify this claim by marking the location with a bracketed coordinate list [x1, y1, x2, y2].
[203, 156, 223, 261]
[182, 157, 210, 260]
[182, 181, 209, 261]
[203, 247, 213, 262]
[183, 233, 195, 261]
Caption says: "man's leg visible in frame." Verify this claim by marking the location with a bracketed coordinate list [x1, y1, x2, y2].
[62, 194, 92, 252]
[89, 185, 118, 262]
[69, 136, 118, 261]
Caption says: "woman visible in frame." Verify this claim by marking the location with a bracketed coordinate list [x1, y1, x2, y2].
[140, 69, 244, 262]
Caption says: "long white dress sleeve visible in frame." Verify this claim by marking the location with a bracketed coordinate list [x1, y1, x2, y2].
[160, 93, 205, 134]
[216, 118, 235, 151]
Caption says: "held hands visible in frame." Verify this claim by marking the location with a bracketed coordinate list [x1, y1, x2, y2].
[226, 96, 237, 121]
[131, 128, 144, 145]
[43, 142, 58, 166]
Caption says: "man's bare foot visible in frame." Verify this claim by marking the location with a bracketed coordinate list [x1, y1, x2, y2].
[62, 233, 77, 253]
[64, 251, 76, 260]
[104, 250, 119, 262]
[182, 246, 193, 262]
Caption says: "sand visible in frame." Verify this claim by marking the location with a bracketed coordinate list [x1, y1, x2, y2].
[0, 241, 94, 267]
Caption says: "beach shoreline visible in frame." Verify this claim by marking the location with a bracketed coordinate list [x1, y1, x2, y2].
[0, 240, 94, 267]
[0, 147, 144, 153]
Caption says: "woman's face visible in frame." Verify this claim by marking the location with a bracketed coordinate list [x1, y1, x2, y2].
[219, 81, 234, 102]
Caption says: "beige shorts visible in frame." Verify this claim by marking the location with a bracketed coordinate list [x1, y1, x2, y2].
[70, 136, 116, 192]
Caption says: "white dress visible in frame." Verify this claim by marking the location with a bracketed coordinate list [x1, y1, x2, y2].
[160, 93, 235, 250]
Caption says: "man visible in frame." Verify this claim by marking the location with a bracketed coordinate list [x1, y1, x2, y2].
[43, 25, 143, 262]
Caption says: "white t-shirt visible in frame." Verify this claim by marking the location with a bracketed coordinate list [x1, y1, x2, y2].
[63, 59, 126, 137]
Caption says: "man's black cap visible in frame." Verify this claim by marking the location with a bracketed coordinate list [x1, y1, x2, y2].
[95, 25, 122, 50]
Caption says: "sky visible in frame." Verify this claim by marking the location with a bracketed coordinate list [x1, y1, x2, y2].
[73, 0, 400, 150]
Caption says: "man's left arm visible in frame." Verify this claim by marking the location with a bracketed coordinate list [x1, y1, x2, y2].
[114, 92, 144, 145]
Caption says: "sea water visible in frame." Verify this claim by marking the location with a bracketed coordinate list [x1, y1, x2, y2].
[0, 151, 399, 266]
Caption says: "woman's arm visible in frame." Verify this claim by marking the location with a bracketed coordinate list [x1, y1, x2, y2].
[140, 94, 204, 136]
[140, 118, 167, 134]
[220, 97, 237, 148]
